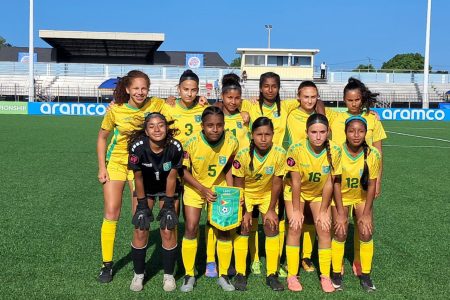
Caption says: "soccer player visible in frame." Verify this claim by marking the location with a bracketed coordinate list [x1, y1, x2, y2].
[96, 70, 166, 283]
[232, 117, 286, 292]
[240, 72, 298, 276]
[180, 106, 239, 292]
[285, 113, 347, 293]
[285, 81, 321, 275]
[327, 78, 386, 275]
[127, 113, 184, 292]
[330, 116, 381, 292]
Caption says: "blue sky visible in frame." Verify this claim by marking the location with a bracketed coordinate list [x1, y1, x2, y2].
[1, 0, 449, 70]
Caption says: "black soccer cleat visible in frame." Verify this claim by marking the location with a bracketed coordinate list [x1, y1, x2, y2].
[233, 273, 248, 291]
[266, 274, 284, 291]
[98, 262, 113, 283]
[360, 273, 376, 292]
[331, 272, 343, 291]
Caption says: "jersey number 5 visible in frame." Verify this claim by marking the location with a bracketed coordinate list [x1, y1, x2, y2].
[208, 165, 217, 177]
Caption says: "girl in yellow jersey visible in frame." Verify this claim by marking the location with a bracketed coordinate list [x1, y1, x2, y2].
[232, 117, 286, 292]
[285, 113, 347, 293]
[330, 116, 381, 292]
[285, 81, 321, 275]
[240, 72, 298, 275]
[96, 70, 166, 283]
[180, 106, 239, 292]
[327, 78, 386, 276]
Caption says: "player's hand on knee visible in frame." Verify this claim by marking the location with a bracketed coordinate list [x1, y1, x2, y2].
[157, 197, 178, 230]
[132, 197, 153, 230]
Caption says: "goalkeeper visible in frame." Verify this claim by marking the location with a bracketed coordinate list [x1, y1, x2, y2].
[127, 112, 183, 292]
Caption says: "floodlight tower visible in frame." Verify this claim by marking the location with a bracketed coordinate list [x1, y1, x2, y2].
[265, 24, 272, 48]
[29, 0, 34, 102]
[423, 0, 432, 109]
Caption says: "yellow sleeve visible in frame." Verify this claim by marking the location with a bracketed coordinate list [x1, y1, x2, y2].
[285, 145, 300, 173]
[331, 144, 342, 176]
[182, 138, 195, 169]
[275, 149, 286, 176]
[101, 109, 115, 131]
[283, 98, 300, 113]
[241, 99, 252, 113]
[232, 150, 247, 177]
[325, 107, 337, 123]
[368, 147, 382, 179]
[373, 119, 387, 142]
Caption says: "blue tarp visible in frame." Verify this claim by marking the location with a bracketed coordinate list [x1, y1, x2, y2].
[98, 78, 118, 89]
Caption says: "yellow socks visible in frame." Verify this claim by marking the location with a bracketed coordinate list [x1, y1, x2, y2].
[217, 240, 233, 276]
[249, 218, 259, 263]
[302, 224, 316, 259]
[233, 234, 249, 275]
[265, 235, 280, 276]
[182, 237, 198, 276]
[278, 220, 286, 259]
[101, 218, 117, 262]
[318, 248, 332, 277]
[360, 239, 374, 274]
[286, 245, 300, 277]
[205, 223, 217, 263]
[331, 239, 345, 273]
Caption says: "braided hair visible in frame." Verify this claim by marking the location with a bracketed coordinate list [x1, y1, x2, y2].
[113, 70, 150, 104]
[259, 72, 281, 117]
[345, 116, 371, 191]
[306, 113, 333, 171]
[344, 77, 379, 114]
[249, 117, 274, 172]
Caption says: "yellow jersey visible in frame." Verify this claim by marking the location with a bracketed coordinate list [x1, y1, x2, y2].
[241, 99, 298, 148]
[232, 145, 286, 204]
[328, 110, 387, 146]
[285, 139, 342, 202]
[285, 107, 314, 147]
[225, 113, 251, 150]
[162, 99, 208, 145]
[101, 97, 165, 165]
[183, 131, 239, 200]
[341, 144, 381, 205]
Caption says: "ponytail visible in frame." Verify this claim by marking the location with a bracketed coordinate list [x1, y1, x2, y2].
[324, 139, 334, 172]
[360, 141, 371, 191]
[113, 70, 150, 104]
[249, 139, 256, 172]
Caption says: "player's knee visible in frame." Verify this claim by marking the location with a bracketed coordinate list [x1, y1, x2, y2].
[287, 226, 301, 238]
[184, 222, 198, 239]
[359, 232, 372, 242]
[263, 223, 279, 237]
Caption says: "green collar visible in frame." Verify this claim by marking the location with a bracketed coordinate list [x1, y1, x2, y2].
[200, 131, 225, 148]
[306, 139, 326, 158]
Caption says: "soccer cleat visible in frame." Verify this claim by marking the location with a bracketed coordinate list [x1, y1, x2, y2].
[266, 274, 284, 291]
[227, 264, 237, 277]
[163, 274, 176, 292]
[320, 275, 336, 293]
[353, 261, 362, 276]
[301, 258, 315, 272]
[287, 276, 303, 292]
[217, 275, 235, 292]
[233, 273, 247, 291]
[205, 262, 218, 278]
[278, 264, 288, 278]
[331, 272, 343, 291]
[360, 274, 376, 292]
[251, 260, 262, 275]
[98, 262, 113, 283]
[180, 275, 196, 292]
[129, 273, 145, 292]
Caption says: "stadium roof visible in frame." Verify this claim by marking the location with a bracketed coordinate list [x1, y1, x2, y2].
[39, 30, 165, 59]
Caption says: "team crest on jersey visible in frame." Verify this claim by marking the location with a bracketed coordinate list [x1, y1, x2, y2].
[265, 166, 274, 175]
[218, 156, 227, 166]
[287, 157, 296, 167]
[236, 121, 243, 129]
[322, 166, 330, 174]
[233, 160, 241, 169]
[163, 162, 172, 171]
[130, 154, 139, 164]
[273, 111, 280, 118]
[195, 115, 202, 122]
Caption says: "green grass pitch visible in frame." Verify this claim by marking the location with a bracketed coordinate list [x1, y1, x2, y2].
[0, 115, 449, 299]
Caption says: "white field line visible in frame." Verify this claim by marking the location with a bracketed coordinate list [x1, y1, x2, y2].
[384, 144, 450, 149]
[386, 131, 450, 143]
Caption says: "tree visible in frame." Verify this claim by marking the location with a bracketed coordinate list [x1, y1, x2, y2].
[0, 36, 12, 47]
[230, 57, 241, 67]
[381, 53, 430, 71]
[353, 64, 375, 72]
